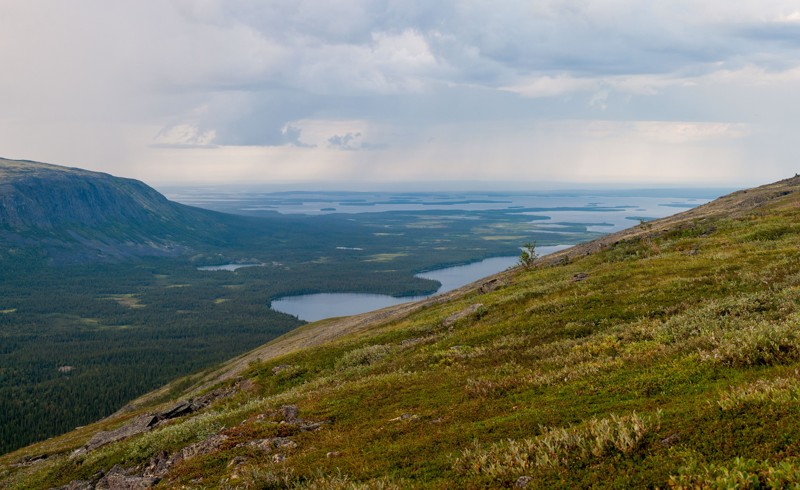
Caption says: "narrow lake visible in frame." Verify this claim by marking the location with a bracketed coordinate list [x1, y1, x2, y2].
[197, 263, 264, 271]
[271, 244, 570, 322]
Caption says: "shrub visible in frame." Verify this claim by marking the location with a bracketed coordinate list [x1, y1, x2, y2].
[702, 319, 800, 367]
[716, 375, 800, 411]
[670, 457, 800, 489]
[335, 344, 394, 371]
[518, 241, 538, 270]
[454, 411, 658, 480]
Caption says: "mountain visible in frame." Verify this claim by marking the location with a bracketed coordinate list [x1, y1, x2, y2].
[0, 158, 246, 264]
[5, 176, 800, 488]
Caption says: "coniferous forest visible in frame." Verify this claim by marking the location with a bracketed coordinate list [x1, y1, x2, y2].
[0, 179, 599, 453]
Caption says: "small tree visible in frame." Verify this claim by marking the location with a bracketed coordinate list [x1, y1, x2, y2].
[519, 241, 538, 270]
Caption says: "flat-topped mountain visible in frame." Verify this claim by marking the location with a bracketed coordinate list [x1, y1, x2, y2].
[0, 158, 238, 263]
[6, 175, 800, 488]
[0, 159, 178, 229]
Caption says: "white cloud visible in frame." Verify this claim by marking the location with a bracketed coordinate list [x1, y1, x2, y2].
[570, 121, 750, 145]
[2, 1, 800, 186]
[500, 75, 596, 98]
[776, 10, 800, 23]
[280, 119, 386, 150]
[154, 124, 217, 147]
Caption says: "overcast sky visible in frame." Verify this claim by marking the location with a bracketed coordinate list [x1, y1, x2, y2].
[1, 1, 799, 187]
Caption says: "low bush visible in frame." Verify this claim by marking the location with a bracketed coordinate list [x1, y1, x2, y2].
[454, 411, 658, 480]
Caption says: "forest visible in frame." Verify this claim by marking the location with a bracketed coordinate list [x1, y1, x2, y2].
[0, 206, 595, 454]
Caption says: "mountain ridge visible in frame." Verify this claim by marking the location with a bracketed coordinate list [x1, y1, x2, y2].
[0, 158, 285, 265]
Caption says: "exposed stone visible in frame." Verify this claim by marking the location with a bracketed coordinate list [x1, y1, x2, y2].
[57, 365, 75, 373]
[442, 303, 484, 328]
[280, 404, 299, 423]
[326, 451, 341, 458]
[272, 454, 286, 463]
[515, 476, 534, 487]
[298, 420, 329, 431]
[554, 255, 571, 266]
[159, 400, 194, 420]
[13, 452, 48, 467]
[271, 364, 293, 375]
[75, 414, 159, 456]
[389, 413, 419, 422]
[571, 272, 589, 282]
[70, 386, 241, 460]
[251, 405, 328, 431]
[141, 433, 230, 481]
[142, 451, 172, 479]
[54, 480, 94, 490]
[174, 434, 229, 463]
[237, 378, 257, 393]
[227, 456, 247, 468]
[660, 432, 681, 447]
[240, 437, 298, 453]
[159, 385, 238, 421]
[95, 465, 159, 490]
[479, 278, 505, 294]
[400, 337, 424, 347]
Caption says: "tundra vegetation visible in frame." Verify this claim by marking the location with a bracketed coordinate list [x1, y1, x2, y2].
[5, 176, 800, 488]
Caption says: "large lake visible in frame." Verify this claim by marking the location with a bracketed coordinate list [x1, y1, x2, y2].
[271, 244, 570, 322]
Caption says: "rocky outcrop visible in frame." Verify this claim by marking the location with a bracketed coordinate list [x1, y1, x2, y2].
[80, 415, 159, 454]
[57, 404, 328, 489]
[70, 386, 238, 458]
[95, 466, 159, 490]
[443, 303, 485, 328]
[479, 278, 506, 294]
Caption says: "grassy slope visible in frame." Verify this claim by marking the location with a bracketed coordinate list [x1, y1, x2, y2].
[5, 177, 800, 488]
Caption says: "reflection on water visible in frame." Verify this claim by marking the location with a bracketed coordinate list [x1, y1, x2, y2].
[271, 292, 425, 323]
[197, 263, 264, 271]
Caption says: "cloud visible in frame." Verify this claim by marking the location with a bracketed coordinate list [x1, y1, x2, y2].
[153, 124, 217, 147]
[500, 75, 596, 98]
[281, 119, 387, 151]
[2, 1, 800, 185]
[328, 132, 362, 150]
[281, 125, 315, 148]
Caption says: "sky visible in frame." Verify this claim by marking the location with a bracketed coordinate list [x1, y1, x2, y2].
[1, 1, 799, 188]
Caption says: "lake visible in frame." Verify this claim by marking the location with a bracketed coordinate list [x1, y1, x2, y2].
[197, 263, 265, 271]
[270, 244, 570, 322]
[170, 188, 730, 321]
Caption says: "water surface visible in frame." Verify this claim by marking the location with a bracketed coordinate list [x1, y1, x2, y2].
[197, 263, 265, 271]
[271, 244, 570, 322]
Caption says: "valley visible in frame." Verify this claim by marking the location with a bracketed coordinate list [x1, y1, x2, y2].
[4, 175, 800, 488]
[6, 4, 798, 487]
[0, 159, 722, 457]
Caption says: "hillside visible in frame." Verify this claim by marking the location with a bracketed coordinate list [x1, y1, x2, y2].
[3, 158, 595, 458]
[5, 176, 800, 488]
[0, 158, 257, 265]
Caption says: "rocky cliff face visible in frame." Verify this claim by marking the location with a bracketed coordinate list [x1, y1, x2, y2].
[0, 158, 225, 264]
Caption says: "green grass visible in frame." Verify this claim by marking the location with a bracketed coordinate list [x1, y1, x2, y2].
[6, 177, 800, 488]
